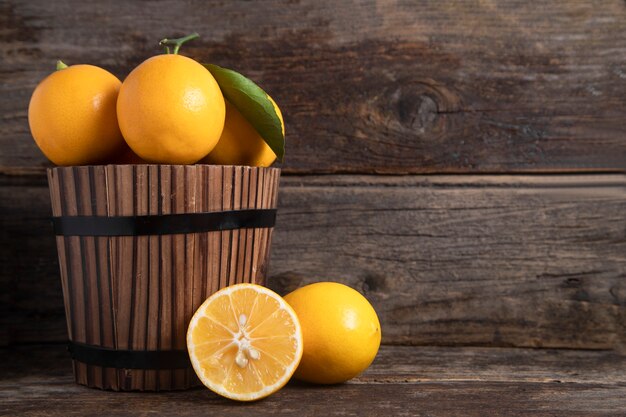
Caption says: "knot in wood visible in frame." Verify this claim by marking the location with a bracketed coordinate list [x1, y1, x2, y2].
[391, 80, 461, 137]
[398, 94, 438, 134]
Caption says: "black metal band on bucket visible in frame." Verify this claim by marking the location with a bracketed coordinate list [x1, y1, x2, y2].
[52, 209, 277, 236]
[68, 341, 192, 370]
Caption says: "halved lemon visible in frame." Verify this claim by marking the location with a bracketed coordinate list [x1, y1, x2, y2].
[187, 284, 303, 401]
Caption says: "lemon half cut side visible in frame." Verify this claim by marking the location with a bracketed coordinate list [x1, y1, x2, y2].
[187, 284, 303, 401]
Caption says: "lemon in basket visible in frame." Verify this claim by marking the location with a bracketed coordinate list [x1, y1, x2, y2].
[202, 97, 283, 167]
[28, 61, 126, 166]
[116, 34, 225, 164]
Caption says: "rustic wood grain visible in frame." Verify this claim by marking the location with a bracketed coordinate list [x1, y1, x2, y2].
[269, 174, 626, 351]
[2, 174, 624, 350]
[2, 0, 626, 175]
[1, 345, 624, 417]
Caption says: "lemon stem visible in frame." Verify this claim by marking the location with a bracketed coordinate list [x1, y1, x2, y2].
[56, 60, 68, 71]
[159, 33, 199, 55]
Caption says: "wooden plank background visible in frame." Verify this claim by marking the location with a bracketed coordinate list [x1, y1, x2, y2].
[2, 175, 624, 350]
[2, 0, 625, 174]
[1, 0, 625, 351]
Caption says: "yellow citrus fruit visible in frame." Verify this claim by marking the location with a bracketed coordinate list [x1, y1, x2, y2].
[202, 96, 283, 167]
[284, 282, 381, 384]
[116, 54, 225, 164]
[187, 283, 303, 401]
[28, 63, 126, 166]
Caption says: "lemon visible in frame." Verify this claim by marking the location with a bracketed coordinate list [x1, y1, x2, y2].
[28, 61, 126, 166]
[284, 282, 381, 384]
[201, 97, 283, 167]
[116, 34, 225, 164]
[187, 284, 303, 401]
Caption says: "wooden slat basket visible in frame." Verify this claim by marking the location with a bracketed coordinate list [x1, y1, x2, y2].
[47, 164, 281, 391]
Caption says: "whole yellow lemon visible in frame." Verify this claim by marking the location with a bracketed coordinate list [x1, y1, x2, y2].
[28, 63, 126, 166]
[283, 282, 381, 384]
[116, 54, 225, 164]
[202, 97, 283, 167]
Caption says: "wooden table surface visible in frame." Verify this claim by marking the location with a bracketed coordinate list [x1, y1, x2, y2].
[2, 344, 624, 416]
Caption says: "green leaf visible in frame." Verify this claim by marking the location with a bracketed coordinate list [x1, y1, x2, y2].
[204, 64, 285, 161]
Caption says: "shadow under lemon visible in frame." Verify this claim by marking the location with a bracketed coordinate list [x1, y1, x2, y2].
[109, 142, 148, 164]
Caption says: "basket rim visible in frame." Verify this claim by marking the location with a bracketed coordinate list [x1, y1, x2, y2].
[46, 164, 281, 173]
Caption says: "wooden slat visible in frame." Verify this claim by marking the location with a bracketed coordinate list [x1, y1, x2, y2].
[157, 165, 174, 390]
[2, 0, 626, 175]
[91, 167, 117, 388]
[74, 167, 102, 386]
[170, 165, 186, 389]
[108, 165, 136, 388]
[45, 170, 71, 343]
[206, 166, 222, 298]
[183, 166, 197, 389]
[0, 345, 624, 416]
[1, 174, 624, 350]
[132, 164, 150, 390]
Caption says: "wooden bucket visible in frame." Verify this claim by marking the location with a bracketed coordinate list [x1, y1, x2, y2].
[47, 165, 280, 391]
